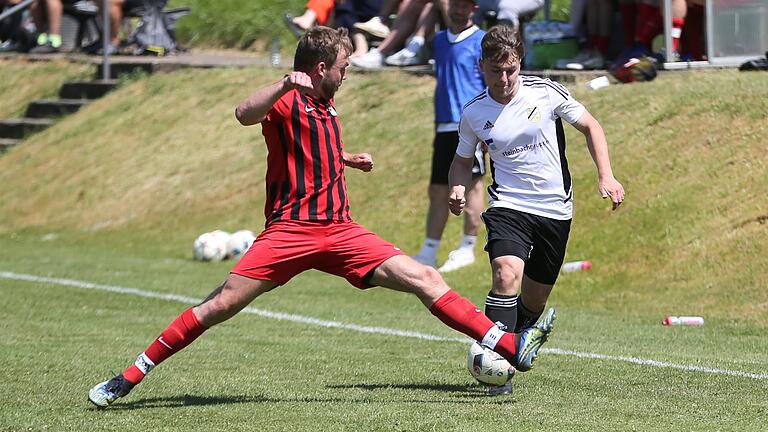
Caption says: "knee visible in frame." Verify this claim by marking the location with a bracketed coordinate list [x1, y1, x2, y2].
[492, 264, 522, 294]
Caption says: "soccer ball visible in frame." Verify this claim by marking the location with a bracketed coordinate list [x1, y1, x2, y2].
[228, 229, 256, 258]
[467, 341, 515, 386]
[193, 232, 228, 262]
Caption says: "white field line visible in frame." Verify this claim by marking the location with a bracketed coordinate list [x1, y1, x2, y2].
[2, 271, 767, 381]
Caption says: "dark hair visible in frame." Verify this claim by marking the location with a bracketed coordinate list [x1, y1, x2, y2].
[481, 24, 524, 64]
[293, 26, 353, 72]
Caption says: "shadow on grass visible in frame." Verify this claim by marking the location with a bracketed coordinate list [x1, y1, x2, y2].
[96, 382, 512, 410]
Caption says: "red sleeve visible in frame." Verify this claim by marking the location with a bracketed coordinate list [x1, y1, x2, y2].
[264, 90, 295, 123]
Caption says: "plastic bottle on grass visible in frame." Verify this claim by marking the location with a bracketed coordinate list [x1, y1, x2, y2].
[561, 260, 592, 273]
[663, 316, 704, 326]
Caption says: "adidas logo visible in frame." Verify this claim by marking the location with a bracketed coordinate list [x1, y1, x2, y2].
[483, 120, 494, 130]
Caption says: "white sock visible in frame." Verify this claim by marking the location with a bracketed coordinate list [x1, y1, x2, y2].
[405, 36, 424, 54]
[418, 237, 440, 259]
[458, 235, 477, 251]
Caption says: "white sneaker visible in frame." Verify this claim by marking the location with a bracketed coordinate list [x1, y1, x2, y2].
[438, 248, 475, 273]
[412, 253, 437, 268]
[350, 48, 385, 70]
[353, 16, 390, 39]
[385, 47, 423, 66]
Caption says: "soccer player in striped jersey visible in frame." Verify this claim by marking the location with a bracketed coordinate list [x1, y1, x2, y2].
[449, 25, 625, 386]
[88, 26, 552, 408]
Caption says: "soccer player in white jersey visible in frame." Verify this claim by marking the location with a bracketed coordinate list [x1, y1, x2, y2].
[448, 25, 625, 391]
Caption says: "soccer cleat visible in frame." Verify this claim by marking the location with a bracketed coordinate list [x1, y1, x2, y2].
[353, 16, 390, 39]
[514, 307, 556, 372]
[437, 248, 475, 273]
[88, 374, 135, 408]
[487, 379, 513, 396]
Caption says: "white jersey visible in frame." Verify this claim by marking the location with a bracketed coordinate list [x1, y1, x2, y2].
[457, 75, 586, 220]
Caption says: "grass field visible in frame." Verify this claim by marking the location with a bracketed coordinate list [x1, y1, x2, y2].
[0, 63, 767, 431]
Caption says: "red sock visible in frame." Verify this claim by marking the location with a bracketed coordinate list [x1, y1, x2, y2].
[619, 3, 636, 47]
[681, 4, 704, 59]
[636, 3, 662, 46]
[429, 290, 518, 362]
[122, 307, 208, 384]
[672, 17, 685, 53]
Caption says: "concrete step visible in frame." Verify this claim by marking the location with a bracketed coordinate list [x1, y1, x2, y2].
[95, 62, 155, 79]
[0, 118, 54, 139]
[59, 80, 118, 100]
[0, 138, 20, 152]
[26, 99, 89, 118]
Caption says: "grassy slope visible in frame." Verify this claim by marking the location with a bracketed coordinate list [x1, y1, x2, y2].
[0, 60, 91, 118]
[0, 66, 765, 326]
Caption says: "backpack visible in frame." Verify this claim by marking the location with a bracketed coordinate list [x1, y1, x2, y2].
[126, 0, 190, 56]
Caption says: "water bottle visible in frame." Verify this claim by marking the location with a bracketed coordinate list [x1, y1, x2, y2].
[270, 37, 281, 67]
[662, 316, 705, 326]
[561, 260, 592, 273]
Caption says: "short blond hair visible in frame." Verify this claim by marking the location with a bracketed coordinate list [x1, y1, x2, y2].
[481, 24, 524, 64]
[293, 26, 353, 72]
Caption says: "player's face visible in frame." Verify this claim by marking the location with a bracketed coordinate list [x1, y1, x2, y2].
[448, 0, 477, 29]
[320, 49, 350, 100]
[480, 56, 521, 103]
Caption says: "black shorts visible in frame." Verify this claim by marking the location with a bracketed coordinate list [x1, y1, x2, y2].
[430, 131, 485, 185]
[482, 207, 571, 285]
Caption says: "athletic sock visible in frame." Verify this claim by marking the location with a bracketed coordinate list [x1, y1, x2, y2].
[49, 34, 61, 48]
[122, 307, 208, 384]
[484, 291, 517, 331]
[636, 3, 662, 47]
[671, 17, 685, 54]
[458, 234, 477, 252]
[405, 35, 424, 54]
[515, 299, 543, 333]
[36, 32, 48, 46]
[429, 290, 517, 361]
[619, 3, 636, 47]
[417, 238, 440, 260]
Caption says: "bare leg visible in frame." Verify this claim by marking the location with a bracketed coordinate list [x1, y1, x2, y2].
[194, 273, 279, 327]
[519, 274, 554, 313]
[44, 0, 61, 35]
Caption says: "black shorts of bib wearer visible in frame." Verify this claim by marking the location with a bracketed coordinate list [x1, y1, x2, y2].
[430, 131, 485, 185]
[482, 206, 572, 285]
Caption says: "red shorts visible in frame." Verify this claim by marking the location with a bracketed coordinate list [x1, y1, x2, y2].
[231, 220, 404, 288]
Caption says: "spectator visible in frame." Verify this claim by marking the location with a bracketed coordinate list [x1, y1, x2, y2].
[334, 0, 383, 57]
[680, 0, 704, 60]
[617, 0, 688, 61]
[94, 0, 144, 55]
[350, 0, 433, 69]
[354, 0, 400, 38]
[384, 0, 442, 66]
[0, 0, 34, 52]
[556, 0, 613, 70]
[284, 0, 336, 38]
[412, 0, 487, 273]
[29, 0, 62, 53]
[473, 0, 545, 31]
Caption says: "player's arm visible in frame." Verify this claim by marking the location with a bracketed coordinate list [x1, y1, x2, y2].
[448, 154, 474, 216]
[235, 72, 313, 126]
[571, 110, 625, 210]
[342, 152, 374, 172]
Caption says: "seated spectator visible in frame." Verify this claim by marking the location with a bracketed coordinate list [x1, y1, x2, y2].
[616, 0, 687, 61]
[283, 0, 336, 38]
[473, 0, 544, 31]
[556, 0, 612, 70]
[0, 0, 34, 52]
[29, 0, 63, 53]
[350, 0, 433, 69]
[385, 0, 443, 66]
[353, 0, 400, 38]
[334, 0, 383, 57]
[95, 0, 145, 55]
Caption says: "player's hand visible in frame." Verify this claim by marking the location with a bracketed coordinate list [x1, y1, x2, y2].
[599, 176, 625, 210]
[449, 186, 466, 215]
[283, 72, 313, 93]
[345, 153, 374, 172]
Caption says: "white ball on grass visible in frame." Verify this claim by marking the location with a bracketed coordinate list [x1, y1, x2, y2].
[467, 341, 515, 386]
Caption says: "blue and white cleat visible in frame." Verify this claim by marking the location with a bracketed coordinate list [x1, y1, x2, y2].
[515, 307, 556, 372]
[88, 374, 134, 408]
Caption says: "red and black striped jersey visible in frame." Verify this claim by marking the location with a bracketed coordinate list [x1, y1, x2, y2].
[260, 89, 352, 226]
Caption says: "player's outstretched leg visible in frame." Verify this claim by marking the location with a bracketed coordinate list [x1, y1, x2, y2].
[514, 306, 556, 372]
[87, 274, 277, 408]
